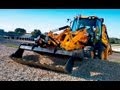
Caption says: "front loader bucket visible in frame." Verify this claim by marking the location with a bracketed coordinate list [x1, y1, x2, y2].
[10, 43, 84, 74]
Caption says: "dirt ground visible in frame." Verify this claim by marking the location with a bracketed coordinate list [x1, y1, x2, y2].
[0, 38, 120, 81]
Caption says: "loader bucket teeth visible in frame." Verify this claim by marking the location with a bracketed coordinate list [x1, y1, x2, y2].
[10, 48, 24, 58]
[64, 56, 75, 74]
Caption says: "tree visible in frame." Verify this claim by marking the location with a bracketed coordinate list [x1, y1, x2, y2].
[0, 29, 4, 33]
[7, 31, 16, 37]
[109, 37, 120, 44]
[0, 29, 5, 36]
[31, 29, 41, 38]
[15, 28, 26, 35]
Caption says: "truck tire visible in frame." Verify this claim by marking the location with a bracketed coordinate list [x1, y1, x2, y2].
[97, 43, 105, 60]
[84, 46, 94, 59]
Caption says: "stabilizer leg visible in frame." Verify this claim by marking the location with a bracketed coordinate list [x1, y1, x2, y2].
[64, 56, 75, 74]
[10, 48, 24, 58]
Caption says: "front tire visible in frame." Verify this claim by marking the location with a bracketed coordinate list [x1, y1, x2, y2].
[84, 46, 94, 59]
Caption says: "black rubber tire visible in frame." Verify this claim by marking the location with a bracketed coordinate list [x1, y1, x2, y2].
[97, 43, 105, 60]
[84, 46, 94, 59]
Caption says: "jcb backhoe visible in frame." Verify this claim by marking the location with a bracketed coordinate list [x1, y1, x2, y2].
[10, 15, 112, 74]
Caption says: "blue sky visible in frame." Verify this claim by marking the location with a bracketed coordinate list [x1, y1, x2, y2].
[0, 9, 119, 38]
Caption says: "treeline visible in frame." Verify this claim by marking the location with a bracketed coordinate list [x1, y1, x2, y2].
[0, 28, 26, 36]
[109, 38, 120, 44]
[1, 28, 120, 44]
[0, 28, 41, 38]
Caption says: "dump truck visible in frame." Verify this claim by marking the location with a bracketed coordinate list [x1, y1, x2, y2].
[10, 15, 112, 74]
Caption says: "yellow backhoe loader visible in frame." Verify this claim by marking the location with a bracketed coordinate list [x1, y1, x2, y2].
[10, 15, 112, 74]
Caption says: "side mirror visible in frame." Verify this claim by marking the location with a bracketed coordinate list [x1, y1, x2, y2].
[101, 18, 104, 23]
[67, 19, 71, 22]
[67, 19, 72, 27]
[70, 21, 73, 26]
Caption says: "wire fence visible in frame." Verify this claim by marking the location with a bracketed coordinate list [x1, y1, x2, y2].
[2, 36, 34, 41]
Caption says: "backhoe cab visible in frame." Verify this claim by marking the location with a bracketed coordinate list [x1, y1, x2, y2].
[69, 15, 112, 60]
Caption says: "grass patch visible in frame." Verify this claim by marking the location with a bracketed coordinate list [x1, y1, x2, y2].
[115, 60, 120, 63]
[4, 43, 18, 48]
[113, 51, 120, 53]
[112, 44, 120, 46]
[110, 60, 120, 63]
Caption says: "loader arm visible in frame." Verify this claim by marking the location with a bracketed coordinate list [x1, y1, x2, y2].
[60, 28, 89, 51]
[48, 28, 71, 43]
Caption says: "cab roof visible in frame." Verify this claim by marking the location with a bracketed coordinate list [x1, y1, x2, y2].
[74, 15, 104, 23]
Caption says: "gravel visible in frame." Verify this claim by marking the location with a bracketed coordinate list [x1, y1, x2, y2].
[0, 38, 120, 81]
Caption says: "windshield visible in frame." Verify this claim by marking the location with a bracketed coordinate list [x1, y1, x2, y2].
[71, 18, 79, 32]
[71, 18, 96, 31]
[71, 18, 103, 41]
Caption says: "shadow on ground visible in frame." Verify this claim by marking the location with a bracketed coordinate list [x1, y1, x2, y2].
[15, 54, 120, 81]
[71, 59, 120, 81]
